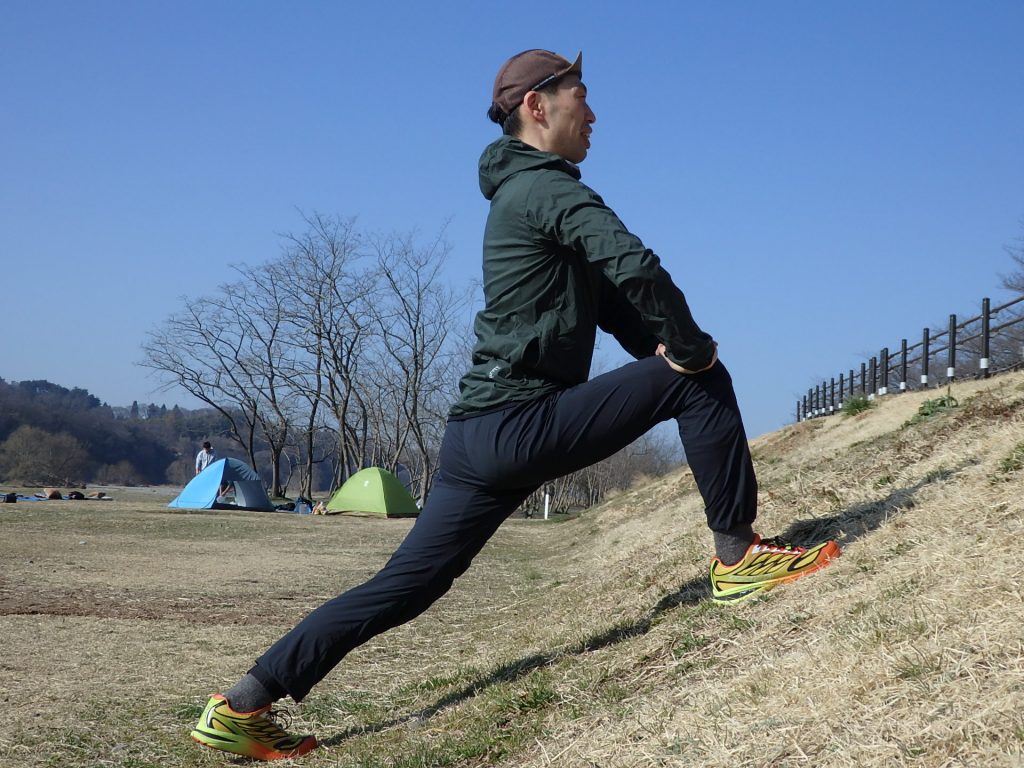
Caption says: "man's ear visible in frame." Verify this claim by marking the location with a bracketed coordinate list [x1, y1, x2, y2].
[522, 90, 547, 125]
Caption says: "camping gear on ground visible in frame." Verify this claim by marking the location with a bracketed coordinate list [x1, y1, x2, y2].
[325, 467, 419, 518]
[168, 458, 275, 511]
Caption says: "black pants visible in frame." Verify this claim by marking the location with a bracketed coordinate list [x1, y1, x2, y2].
[252, 356, 756, 701]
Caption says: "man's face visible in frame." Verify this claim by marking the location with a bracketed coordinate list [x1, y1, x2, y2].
[539, 75, 595, 163]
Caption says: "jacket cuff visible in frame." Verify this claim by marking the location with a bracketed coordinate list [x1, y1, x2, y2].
[665, 339, 716, 371]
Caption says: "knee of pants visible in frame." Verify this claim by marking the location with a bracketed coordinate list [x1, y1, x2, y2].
[375, 543, 478, 605]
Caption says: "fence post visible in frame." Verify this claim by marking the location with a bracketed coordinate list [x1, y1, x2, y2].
[830, 378, 836, 414]
[981, 297, 990, 378]
[948, 313, 957, 382]
[922, 327, 930, 387]
[849, 368, 855, 399]
[839, 372, 845, 409]
[869, 357, 877, 398]
[900, 338, 908, 391]
[880, 348, 889, 395]
[808, 388, 814, 417]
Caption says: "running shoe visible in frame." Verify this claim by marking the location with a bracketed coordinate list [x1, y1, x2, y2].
[190, 694, 317, 760]
[710, 534, 840, 604]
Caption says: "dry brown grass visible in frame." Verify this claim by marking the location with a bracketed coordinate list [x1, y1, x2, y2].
[2, 372, 1023, 767]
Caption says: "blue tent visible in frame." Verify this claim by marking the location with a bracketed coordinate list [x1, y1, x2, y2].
[168, 458, 275, 511]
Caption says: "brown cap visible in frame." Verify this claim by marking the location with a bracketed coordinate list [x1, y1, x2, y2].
[491, 49, 583, 116]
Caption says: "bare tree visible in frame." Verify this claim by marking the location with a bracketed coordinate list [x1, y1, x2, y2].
[368, 229, 470, 501]
[143, 272, 304, 497]
[272, 213, 380, 492]
[141, 293, 263, 470]
[225, 262, 305, 497]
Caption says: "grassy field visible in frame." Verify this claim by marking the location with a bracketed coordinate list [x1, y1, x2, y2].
[2, 371, 1024, 767]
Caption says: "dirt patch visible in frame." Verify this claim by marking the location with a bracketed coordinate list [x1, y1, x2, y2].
[0, 581, 317, 624]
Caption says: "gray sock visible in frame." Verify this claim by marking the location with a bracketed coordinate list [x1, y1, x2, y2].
[223, 673, 276, 713]
[713, 524, 755, 565]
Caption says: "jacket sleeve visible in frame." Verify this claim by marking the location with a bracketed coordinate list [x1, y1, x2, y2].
[530, 172, 716, 371]
[595, 274, 660, 360]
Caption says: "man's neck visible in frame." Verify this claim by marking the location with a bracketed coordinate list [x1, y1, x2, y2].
[515, 128, 555, 156]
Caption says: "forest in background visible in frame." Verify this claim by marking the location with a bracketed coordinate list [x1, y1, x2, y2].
[0, 378, 237, 488]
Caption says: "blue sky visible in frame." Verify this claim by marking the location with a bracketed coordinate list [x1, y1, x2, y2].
[2, 1, 1022, 438]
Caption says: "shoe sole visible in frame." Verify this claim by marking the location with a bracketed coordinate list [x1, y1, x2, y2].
[191, 729, 318, 761]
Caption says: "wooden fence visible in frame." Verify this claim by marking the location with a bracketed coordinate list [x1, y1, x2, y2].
[796, 294, 1024, 421]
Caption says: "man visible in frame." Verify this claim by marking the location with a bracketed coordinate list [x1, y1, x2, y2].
[191, 49, 840, 761]
[195, 441, 216, 475]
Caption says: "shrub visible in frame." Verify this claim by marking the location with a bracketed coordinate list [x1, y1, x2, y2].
[94, 460, 145, 486]
[0, 425, 91, 485]
[991, 441, 1024, 484]
[917, 392, 959, 417]
[842, 395, 874, 417]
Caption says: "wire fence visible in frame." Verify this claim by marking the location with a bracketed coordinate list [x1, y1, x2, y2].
[796, 293, 1024, 421]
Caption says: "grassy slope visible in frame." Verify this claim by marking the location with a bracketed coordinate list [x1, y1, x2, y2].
[1, 372, 1022, 767]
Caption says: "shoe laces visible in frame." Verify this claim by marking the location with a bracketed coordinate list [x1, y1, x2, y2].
[756, 536, 806, 554]
[264, 707, 294, 732]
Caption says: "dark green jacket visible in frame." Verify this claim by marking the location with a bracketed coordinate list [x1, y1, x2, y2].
[450, 136, 715, 417]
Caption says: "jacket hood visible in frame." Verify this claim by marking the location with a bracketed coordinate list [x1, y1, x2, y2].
[478, 136, 581, 200]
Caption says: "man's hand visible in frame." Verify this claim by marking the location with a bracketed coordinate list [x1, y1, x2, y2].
[656, 342, 718, 374]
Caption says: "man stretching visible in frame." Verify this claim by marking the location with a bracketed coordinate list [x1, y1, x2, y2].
[191, 49, 839, 760]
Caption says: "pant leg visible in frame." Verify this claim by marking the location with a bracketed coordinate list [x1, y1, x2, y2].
[252, 421, 535, 702]
[671, 363, 758, 533]
[462, 356, 756, 532]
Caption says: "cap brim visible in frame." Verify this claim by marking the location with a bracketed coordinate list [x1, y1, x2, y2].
[565, 51, 582, 78]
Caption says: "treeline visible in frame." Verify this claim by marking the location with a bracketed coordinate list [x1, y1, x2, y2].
[0, 379, 230, 486]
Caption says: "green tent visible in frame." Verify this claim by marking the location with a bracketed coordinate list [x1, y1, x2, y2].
[326, 467, 419, 518]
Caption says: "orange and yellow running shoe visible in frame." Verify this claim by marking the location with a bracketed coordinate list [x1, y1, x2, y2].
[710, 534, 840, 604]
[191, 694, 317, 761]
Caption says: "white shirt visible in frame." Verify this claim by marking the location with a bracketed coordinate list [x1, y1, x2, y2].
[195, 448, 216, 473]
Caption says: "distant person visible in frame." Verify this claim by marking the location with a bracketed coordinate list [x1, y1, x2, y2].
[190, 49, 841, 761]
[195, 442, 216, 475]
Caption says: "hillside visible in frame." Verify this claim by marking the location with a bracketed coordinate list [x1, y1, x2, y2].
[1, 371, 1022, 767]
[490, 369, 1024, 767]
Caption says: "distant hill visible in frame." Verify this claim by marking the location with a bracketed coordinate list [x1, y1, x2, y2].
[0, 377, 232, 486]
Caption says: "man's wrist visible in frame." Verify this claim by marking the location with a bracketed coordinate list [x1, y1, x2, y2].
[657, 341, 718, 374]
